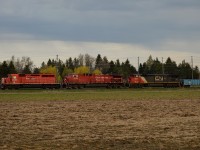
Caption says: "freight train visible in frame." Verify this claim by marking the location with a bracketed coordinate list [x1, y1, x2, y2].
[0, 73, 187, 90]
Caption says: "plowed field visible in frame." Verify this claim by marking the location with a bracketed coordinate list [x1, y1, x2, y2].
[0, 89, 200, 149]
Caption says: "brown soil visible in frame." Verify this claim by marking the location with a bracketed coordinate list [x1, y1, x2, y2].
[1, 99, 200, 150]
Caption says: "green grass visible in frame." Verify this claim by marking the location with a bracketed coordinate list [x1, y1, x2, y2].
[0, 88, 200, 101]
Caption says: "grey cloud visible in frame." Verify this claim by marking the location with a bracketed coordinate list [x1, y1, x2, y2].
[0, 0, 200, 53]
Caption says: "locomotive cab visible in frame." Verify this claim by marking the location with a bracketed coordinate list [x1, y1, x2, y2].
[128, 74, 148, 88]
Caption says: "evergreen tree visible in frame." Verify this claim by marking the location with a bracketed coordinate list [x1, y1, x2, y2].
[95, 54, 103, 70]
[33, 68, 40, 74]
[41, 62, 46, 68]
[51, 59, 56, 66]
[138, 63, 143, 75]
[47, 59, 52, 66]
[102, 56, 110, 74]
[73, 58, 79, 68]
[146, 55, 154, 72]
[114, 59, 123, 75]
[115, 59, 121, 68]
[22, 65, 32, 74]
[123, 59, 131, 78]
[58, 64, 65, 79]
[164, 57, 178, 75]
[0, 61, 9, 77]
[8, 61, 17, 74]
[121, 59, 137, 78]
[108, 60, 115, 74]
[142, 62, 149, 75]
[151, 58, 162, 74]
[141, 55, 154, 75]
[178, 60, 192, 79]
[68, 57, 74, 70]
[193, 66, 199, 79]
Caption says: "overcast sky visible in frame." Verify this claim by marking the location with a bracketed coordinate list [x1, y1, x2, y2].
[0, 0, 200, 67]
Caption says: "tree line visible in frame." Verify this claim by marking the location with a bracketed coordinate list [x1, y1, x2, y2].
[0, 54, 199, 80]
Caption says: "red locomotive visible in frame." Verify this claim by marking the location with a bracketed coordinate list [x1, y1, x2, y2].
[1, 74, 60, 89]
[128, 74, 147, 88]
[63, 74, 124, 88]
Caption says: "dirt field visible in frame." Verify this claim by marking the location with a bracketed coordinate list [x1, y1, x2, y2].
[1, 98, 200, 149]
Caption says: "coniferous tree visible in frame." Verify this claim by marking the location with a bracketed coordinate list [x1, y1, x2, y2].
[0, 61, 9, 77]
[108, 60, 115, 74]
[22, 65, 32, 74]
[164, 57, 178, 75]
[102, 56, 110, 74]
[8, 61, 17, 74]
[95, 54, 103, 70]
[121, 59, 137, 78]
[151, 58, 162, 74]
[138, 63, 144, 75]
[178, 60, 192, 79]
[140, 55, 154, 75]
[73, 58, 79, 68]
[47, 59, 52, 66]
[67, 57, 74, 70]
[33, 68, 40, 74]
[193, 66, 199, 79]
[142, 62, 148, 75]
[114, 59, 123, 75]
[146, 55, 154, 73]
[41, 62, 46, 68]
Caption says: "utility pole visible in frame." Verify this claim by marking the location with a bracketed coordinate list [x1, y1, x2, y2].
[138, 57, 139, 76]
[56, 55, 59, 82]
[56, 55, 58, 63]
[191, 56, 193, 79]
[162, 57, 164, 75]
[199, 70, 200, 79]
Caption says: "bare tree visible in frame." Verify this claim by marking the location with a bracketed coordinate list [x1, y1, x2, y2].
[78, 54, 84, 66]
[84, 53, 95, 72]
[10, 56, 34, 73]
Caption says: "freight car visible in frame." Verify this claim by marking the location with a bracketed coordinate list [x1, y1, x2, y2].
[63, 74, 124, 89]
[180, 79, 200, 87]
[1, 74, 60, 89]
[128, 74, 180, 88]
